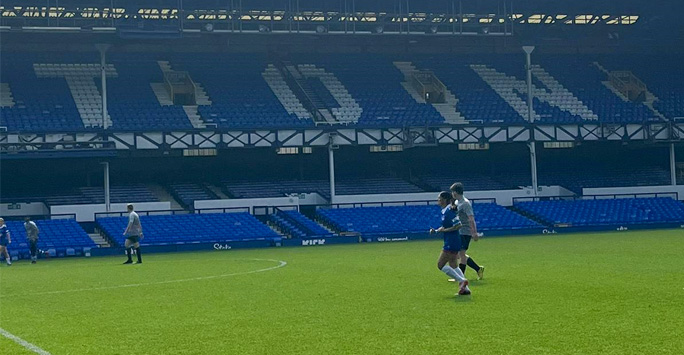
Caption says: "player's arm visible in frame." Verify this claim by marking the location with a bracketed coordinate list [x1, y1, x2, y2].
[468, 215, 479, 241]
[7, 231, 10, 244]
[124, 217, 133, 235]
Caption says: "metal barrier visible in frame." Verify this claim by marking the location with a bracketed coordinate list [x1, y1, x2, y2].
[512, 192, 679, 204]
[194, 206, 250, 214]
[94, 209, 190, 219]
[325, 198, 496, 209]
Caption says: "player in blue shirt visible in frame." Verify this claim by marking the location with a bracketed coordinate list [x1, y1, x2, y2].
[0, 218, 12, 266]
[430, 192, 470, 295]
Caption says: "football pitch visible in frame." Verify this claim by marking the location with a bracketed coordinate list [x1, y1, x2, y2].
[1, 230, 683, 355]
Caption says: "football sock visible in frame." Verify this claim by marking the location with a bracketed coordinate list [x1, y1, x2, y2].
[459, 263, 467, 274]
[467, 257, 480, 272]
[441, 265, 466, 282]
[126, 248, 133, 262]
[135, 248, 142, 262]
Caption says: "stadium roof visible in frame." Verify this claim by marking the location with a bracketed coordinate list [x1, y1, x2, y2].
[0, 0, 681, 43]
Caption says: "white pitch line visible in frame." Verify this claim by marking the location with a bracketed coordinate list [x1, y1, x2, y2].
[0, 327, 52, 355]
[1, 259, 287, 298]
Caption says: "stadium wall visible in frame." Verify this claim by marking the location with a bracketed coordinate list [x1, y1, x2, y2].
[0, 202, 49, 217]
[51, 202, 171, 222]
[582, 186, 684, 200]
[194, 197, 300, 214]
[330, 186, 574, 207]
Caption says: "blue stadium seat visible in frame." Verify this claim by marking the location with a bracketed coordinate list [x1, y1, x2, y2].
[316, 203, 542, 236]
[96, 213, 281, 246]
[4, 219, 95, 257]
[514, 197, 684, 226]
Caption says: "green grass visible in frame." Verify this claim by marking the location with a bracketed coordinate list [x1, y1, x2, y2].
[1, 230, 683, 354]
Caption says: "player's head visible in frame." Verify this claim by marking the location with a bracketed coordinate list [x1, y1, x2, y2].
[437, 191, 453, 207]
[0, 218, 4, 226]
[24, 216, 31, 222]
[450, 182, 464, 198]
[127, 204, 134, 212]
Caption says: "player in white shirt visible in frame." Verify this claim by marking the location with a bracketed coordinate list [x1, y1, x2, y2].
[123, 204, 143, 264]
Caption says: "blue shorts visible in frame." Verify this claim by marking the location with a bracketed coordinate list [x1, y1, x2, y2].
[443, 234, 462, 252]
[0, 239, 8, 247]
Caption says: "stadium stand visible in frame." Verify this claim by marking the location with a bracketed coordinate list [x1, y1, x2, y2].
[4, 219, 95, 258]
[335, 177, 425, 195]
[96, 213, 281, 246]
[316, 203, 542, 236]
[538, 57, 658, 123]
[107, 57, 192, 130]
[600, 56, 684, 120]
[0, 55, 85, 131]
[223, 177, 426, 198]
[2, 53, 676, 131]
[223, 179, 330, 199]
[167, 183, 218, 209]
[514, 197, 684, 227]
[299, 55, 444, 126]
[269, 210, 334, 239]
[538, 166, 671, 193]
[172, 55, 313, 129]
[1, 185, 159, 206]
[420, 174, 515, 191]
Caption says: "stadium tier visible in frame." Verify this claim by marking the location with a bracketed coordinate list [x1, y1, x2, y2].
[269, 210, 334, 239]
[96, 213, 281, 247]
[223, 179, 331, 199]
[167, 183, 218, 209]
[1, 185, 159, 206]
[538, 166, 671, 193]
[316, 203, 543, 236]
[514, 197, 684, 227]
[223, 177, 427, 198]
[296, 55, 444, 126]
[420, 174, 516, 191]
[3, 53, 680, 132]
[600, 56, 684, 120]
[3, 219, 95, 258]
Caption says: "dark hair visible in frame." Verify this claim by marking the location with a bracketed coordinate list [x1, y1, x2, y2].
[450, 182, 464, 195]
[438, 191, 453, 204]
[24, 216, 31, 222]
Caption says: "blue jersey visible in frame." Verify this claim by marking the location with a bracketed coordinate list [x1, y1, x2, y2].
[0, 225, 9, 245]
[440, 206, 462, 252]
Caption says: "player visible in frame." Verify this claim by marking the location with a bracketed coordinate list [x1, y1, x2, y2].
[450, 182, 485, 280]
[123, 204, 143, 264]
[0, 218, 12, 266]
[24, 217, 41, 264]
[430, 191, 471, 295]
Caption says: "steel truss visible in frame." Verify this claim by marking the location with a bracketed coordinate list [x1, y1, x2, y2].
[1, 123, 681, 154]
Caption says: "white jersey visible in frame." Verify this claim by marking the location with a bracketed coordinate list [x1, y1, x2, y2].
[24, 221, 39, 241]
[125, 212, 143, 236]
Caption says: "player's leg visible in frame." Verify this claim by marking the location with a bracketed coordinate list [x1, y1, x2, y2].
[460, 235, 484, 279]
[438, 251, 466, 282]
[123, 238, 133, 264]
[466, 254, 484, 280]
[133, 240, 142, 263]
[439, 250, 468, 295]
[30, 240, 38, 263]
[0, 246, 10, 265]
[450, 252, 470, 294]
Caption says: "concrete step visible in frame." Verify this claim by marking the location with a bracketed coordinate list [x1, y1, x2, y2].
[206, 184, 230, 199]
[0, 83, 15, 107]
[88, 233, 110, 247]
[150, 83, 174, 106]
[147, 184, 185, 210]
[601, 81, 629, 102]
[183, 105, 206, 128]
[401, 82, 426, 103]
